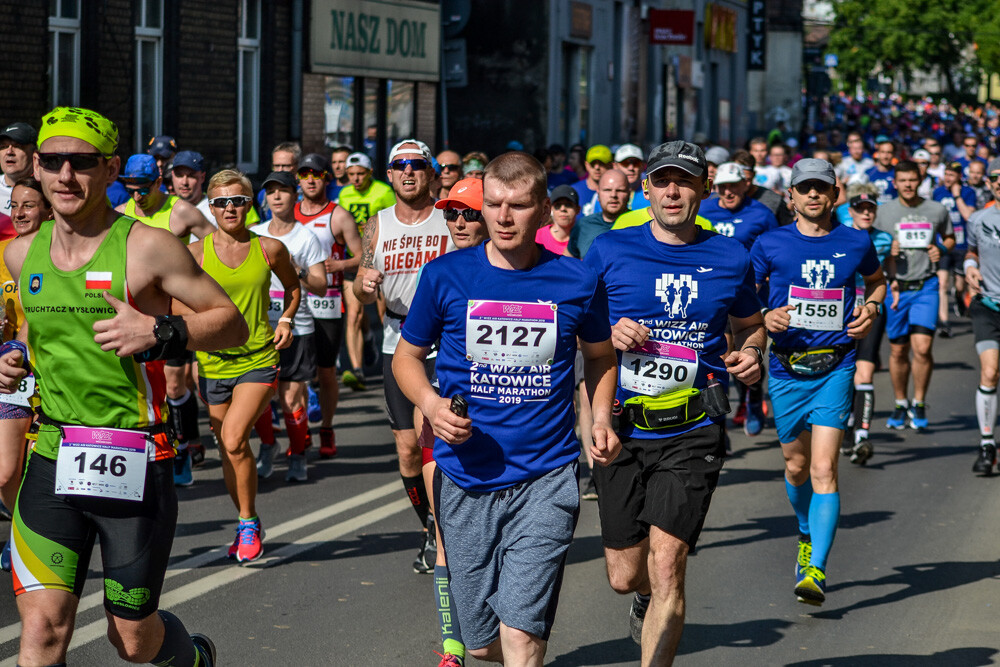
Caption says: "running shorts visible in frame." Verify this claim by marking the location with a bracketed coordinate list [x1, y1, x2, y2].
[768, 363, 855, 443]
[886, 276, 939, 341]
[383, 353, 435, 431]
[278, 335, 317, 383]
[164, 349, 195, 368]
[198, 366, 278, 405]
[938, 247, 965, 276]
[313, 317, 345, 369]
[970, 297, 1000, 353]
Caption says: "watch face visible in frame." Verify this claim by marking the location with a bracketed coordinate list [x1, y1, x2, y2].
[156, 321, 175, 342]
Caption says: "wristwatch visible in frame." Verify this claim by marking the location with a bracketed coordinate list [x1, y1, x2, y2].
[297, 268, 309, 280]
[153, 316, 181, 344]
[864, 300, 882, 316]
[742, 345, 764, 365]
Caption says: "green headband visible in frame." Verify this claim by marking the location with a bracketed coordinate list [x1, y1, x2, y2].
[38, 107, 119, 156]
[464, 159, 485, 174]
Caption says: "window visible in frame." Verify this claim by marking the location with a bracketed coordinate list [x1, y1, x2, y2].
[324, 76, 356, 149]
[49, 0, 81, 107]
[135, 0, 163, 151]
[237, 0, 261, 171]
[386, 80, 415, 149]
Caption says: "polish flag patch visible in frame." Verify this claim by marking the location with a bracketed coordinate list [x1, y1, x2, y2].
[85, 271, 112, 290]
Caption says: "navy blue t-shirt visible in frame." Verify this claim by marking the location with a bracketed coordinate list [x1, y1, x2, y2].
[401, 244, 611, 492]
[699, 196, 779, 250]
[585, 224, 760, 439]
[865, 166, 897, 203]
[571, 179, 600, 217]
[932, 184, 976, 250]
[751, 223, 881, 379]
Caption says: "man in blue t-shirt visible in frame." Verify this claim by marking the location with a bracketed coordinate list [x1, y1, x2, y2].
[571, 144, 612, 217]
[865, 139, 897, 203]
[585, 140, 765, 662]
[393, 152, 620, 665]
[752, 158, 886, 608]
[932, 161, 977, 337]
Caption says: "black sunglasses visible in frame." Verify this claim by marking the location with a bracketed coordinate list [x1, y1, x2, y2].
[37, 152, 104, 171]
[390, 158, 430, 171]
[125, 184, 154, 197]
[442, 208, 483, 222]
[440, 163, 462, 172]
[209, 195, 252, 208]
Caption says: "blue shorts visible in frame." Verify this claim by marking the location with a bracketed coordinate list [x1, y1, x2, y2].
[885, 276, 939, 340]
[769, 363, 855, 443]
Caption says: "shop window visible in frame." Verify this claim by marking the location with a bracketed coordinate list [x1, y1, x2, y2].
[324, 76, 355, 149]
[237, 0, 261, 171]
[135, 0, 163, 151]
[49, 0, 81, 108]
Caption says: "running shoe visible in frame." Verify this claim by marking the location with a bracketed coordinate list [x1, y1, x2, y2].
[795, 536, 812, 585]
[732, 402, 746, 428]
[189, 442, 206, 467]
[307, 385, 322, 423]
[908, 402, 929, 430]
[190, 633, 216, 667]
[937, 322, 953, 338]
[840, 440, 854, 456]
[629, 592, 649, 645]
[795, 565, 826, 606]
[850, 439, 874, 466]
[744, 401, 765, 437]
[1, 539, 11, 572]
[234, 518, 263, 562]
[342, 368, 367, 392]
[319, 427, 337, 458]
[972, 441, 996, 475]
[173, 449, 193, 487]
[413, 517, 437, 574]
[256, 443, 275, 479]
[581, 476, 598, 501]
[886, 403, 909, 430]
[434, 652, 464, 667]
[286, 454, 308, 482]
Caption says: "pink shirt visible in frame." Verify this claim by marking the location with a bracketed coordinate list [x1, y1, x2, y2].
[535, 224, 570, 255]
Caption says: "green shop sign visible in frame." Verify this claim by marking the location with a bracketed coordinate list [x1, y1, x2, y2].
[311, 0, 441, 81]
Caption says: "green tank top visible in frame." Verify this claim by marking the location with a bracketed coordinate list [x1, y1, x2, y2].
[124, 195, 178, 233]
[20, 217, 172, 460]
[196, 232, 278, 378]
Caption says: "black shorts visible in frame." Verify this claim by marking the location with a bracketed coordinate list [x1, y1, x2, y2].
[279, 334, 318, 382]
[164, 349, 195, 368]
[383, 353, 435, 431]
[855, 308, 887, 365]
[12, 454, 177, 620]
[970, 297, 1000, 348]
[198, 365, 278, 405]
[314, 317, 345, 369]
[593, 423, 726, 551]
[938, 247, 966, 275]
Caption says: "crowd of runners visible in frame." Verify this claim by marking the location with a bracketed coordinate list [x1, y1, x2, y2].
[0, 93, 996, 666]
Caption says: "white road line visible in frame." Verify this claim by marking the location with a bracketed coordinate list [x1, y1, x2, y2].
[0, 480, 402, 650]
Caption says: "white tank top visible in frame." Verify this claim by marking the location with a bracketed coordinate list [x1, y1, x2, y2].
[374, 204, 453, 353]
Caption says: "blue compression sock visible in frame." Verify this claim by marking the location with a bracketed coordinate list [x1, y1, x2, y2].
[808, 491, 841, 571]
[785, 477, 813, 536]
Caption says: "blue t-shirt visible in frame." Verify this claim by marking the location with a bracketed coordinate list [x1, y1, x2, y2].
[401, 244, 610, 492]
[106, 180, 130, 208]
[751, 224, 881, 379]
[567, 212, 614, 259]
[585, 225, 761, 439]
[865, 166, 897, 203]
[547, 168, 579, 190]
[326, 181, 344, 203]
[932, 184, 976, 249]
[699, 196, 778, 250]
[571, 179, 600, 217]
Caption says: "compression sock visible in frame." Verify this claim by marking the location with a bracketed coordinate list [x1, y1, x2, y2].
[808, 492, 840, 571]
[976, 385, 997, 438]
[402, 474, 430, 526]
[150, 610, 197, 666]
[748, 376, 765, 405]
[178, 390, 201, 441]
[435, 564, 465, 662]
[253, 411, 275, 445]
[284, 407, 310, 456]
[853, 383, 874, 443]
[785, 477, 813, 536]
[167, 392, 188, 443]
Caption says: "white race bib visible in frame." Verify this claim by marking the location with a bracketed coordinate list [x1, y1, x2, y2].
[307, 288, 342, 319]
[465, 300, 558, 367]
[788, 285, 845, 331]
[620, 341, 697, 396]
[54, 426, 150, 501]
[896, 221, 934, 249]
[854, 287, 865, 311]
[0, 374, 34, 408]
[954, 225, 965, 246]
[268, 289, 285, 325]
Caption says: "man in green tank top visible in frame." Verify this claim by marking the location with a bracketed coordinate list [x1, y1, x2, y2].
[0, 107, 246, 667]
[114, 153, 215, 239]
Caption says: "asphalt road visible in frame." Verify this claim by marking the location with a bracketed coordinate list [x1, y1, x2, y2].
[0, 316, 998, 666]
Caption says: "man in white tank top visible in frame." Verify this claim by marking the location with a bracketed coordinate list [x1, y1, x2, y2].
[355, 139, 455, 573]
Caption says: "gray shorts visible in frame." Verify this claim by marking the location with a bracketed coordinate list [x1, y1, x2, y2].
[198, 365, 278, 405]
[435, 462, 579, 649]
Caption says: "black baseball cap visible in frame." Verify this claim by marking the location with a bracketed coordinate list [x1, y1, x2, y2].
[262, 171, 297, 189]
[550, 185, 579, 207]
[944, 161, 963, 174]
[298, 153, 331, 174]
[147, 135, 177, 158]
[849, 193, 878, 208]
[0, 122, 37, 145]
[647, 140, 706, 178]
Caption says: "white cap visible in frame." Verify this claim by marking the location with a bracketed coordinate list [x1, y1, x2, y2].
[714, 162, 747, 185]
[912, 149, 931, 162]
[388, 138, 433, 162]
[345, 152, 372, 170]
[614, 143, 644, 163]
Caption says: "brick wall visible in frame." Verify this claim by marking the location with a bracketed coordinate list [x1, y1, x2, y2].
[301, 73, 327, 155]
[0, 5, 51, 127]
[416, 82, 437, 151]
[95, 0, 136, 155]
[267, 1, 293, 152]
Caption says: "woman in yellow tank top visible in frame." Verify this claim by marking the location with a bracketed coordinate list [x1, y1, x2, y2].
[185, 170, 300, 563]
[0, 178, 51, 569]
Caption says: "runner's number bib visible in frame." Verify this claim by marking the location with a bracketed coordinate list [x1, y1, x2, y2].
[54, 426, 150, 501]
[268, 290, 285, 324]
[307, 288, 342, 319]
[896, 221, 934, 249]
[465, 300, 558, 367]
[788, 285, 844, 331]
[620, 341, 697, 396]
[0, 374, 34, 408]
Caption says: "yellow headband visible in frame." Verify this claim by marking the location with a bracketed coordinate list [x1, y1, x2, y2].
[37, 107, 119, 156]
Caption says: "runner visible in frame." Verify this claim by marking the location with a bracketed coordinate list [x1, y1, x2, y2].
[968, 160, 993, 210]
[932, 162, 976, 337]
[571, 144, 612, 217]
[251, 171, 329, 481]
[752, 158, 886, 607]
[585, 140, 764, 664]
[834, 131, 874, 183]
[865, 139, 897, 203]
[0, 106, 237, 666]
[535, 185, 579, 255]
[755, 144, 792, 192]
[354, 139, 454, 574]
[567, 169, 630, 258]
[964, 156, 1000, 474]
[614, 144, 650, 210]
[256, 142, 301, 220]
[338, 151, 396, 391]
[704, 146, 730, 183]
[394, 151, 620, 666]
[191, 169, 300, 562]
[327, 145, 351, 202]
[912, 149, 936, 199]
[0, 122, 38, 217]
[435, 150, 463, 199]
[875, 160, 954, 430]
[170, 150, 214, 224]
[293, 154, 363, 457]
[147, 135, 177, 184]
[732, 150, 795, 226]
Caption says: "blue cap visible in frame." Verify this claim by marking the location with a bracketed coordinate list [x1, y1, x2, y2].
[172, 150, 204, 172]
[122, 154, 160, 182]
[147, 135, 177, 158]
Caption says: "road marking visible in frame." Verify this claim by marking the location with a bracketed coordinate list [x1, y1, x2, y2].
[0, 480, 402, 651]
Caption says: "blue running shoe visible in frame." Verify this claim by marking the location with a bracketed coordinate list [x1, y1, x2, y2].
[795, 536, 812, 585]
[307, 385, 322, 423]
[886, 402, 908, 430]
[190, 633, 216, 667]
[1, 539, 11, 572]
[908, 402, 928, 430]
[795, 565, 827, 606]
[173, 449, 193, 487]
[744, 401, 765, 437]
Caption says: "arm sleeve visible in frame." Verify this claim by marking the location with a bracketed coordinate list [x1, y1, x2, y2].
[400, 264, 445, 348]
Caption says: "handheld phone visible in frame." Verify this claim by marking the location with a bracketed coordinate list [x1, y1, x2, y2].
[450, 394, 468, 418]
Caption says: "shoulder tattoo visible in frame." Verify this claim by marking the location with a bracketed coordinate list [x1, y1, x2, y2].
[360, 216, 377, 268]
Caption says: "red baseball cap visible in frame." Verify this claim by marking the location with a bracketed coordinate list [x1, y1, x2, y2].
[434, 178, 483, 210]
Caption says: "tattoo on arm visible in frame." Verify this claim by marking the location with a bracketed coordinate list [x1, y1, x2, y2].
[360, 216, 377, 268]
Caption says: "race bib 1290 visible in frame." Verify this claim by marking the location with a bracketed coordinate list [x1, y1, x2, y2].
[620, 341, 697, 396]
[465, 300, 558, 367]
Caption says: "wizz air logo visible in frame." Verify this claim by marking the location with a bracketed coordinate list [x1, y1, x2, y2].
[655, 273, 698, 317]
[801, 260, 835, 289]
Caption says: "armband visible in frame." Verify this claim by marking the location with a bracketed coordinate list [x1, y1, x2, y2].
[134, 315, 188, 363]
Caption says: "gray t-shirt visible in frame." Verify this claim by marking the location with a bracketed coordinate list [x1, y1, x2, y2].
[874, 197, 952, 281]
[967, 207, 1000, 301]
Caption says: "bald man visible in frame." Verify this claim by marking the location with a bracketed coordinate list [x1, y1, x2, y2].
[435, 150, 462, 199]
[567, 169, 630, 259]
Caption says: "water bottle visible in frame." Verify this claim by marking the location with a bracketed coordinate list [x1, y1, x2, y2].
[702, 373, 731, 417]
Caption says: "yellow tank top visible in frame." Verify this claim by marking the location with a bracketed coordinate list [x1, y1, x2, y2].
[196, 233, 278, 378]
[0, 238, 24, 341]
[125, 195, 179, 234]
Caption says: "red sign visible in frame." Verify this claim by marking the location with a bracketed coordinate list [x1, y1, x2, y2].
[649, 9, 695, 46]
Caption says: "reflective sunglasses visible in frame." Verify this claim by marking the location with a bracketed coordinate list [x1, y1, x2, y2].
[297, 169, 325, 180]
[209, 195, 252, 208]
[389, 158, 430, 172]
[125, 184, 153, 197]
[37, 152, 104, 171]
[440, 163, 462, 172]
[442, 207, 483, 222]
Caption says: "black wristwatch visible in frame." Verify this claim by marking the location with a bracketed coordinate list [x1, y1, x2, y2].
[297, 268, 309, 280]
[742, 345, 764, 365]
[140, 315, 188, 361]
[864, 300, 883, 316]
